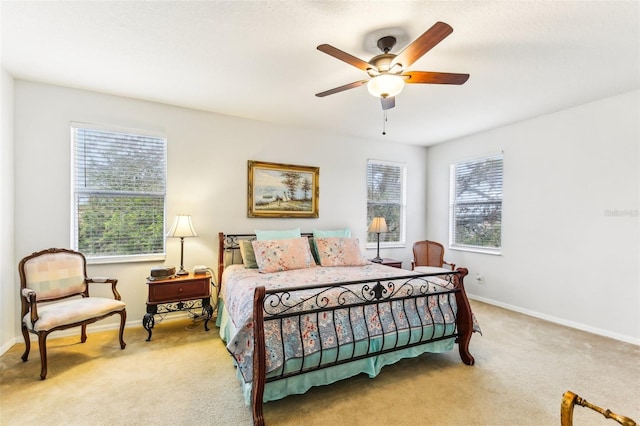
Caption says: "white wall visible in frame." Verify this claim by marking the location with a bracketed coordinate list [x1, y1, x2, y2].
[0, 68, 16, 353]
[426, 90, 640, 343]
[5, 80, 637, 351]
[6, 80, 428, 346]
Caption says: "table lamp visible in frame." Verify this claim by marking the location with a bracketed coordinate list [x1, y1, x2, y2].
[167, 215, 198, 275]
[368, 217, 388, 263]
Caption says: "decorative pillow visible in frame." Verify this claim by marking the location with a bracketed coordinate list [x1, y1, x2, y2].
[255, 228, 301, 241]
[311, 228, 351, 264]
[252, 237, 314, 273]
[315, 237, 370, 267]
[239, 240, 258, 269]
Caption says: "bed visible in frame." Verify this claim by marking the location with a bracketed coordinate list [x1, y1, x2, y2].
[217, 232, 478, 425]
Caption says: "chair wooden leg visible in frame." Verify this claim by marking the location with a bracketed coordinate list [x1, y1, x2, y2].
[21, 324, 31, 362]
[81, 324, 87, 343]
[118, 310, 127, 349]
[561, 391, 577, 426]
[38, 332, 49, 380]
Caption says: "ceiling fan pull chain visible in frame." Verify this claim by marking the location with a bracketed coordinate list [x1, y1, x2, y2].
[382, 110, 387, 135]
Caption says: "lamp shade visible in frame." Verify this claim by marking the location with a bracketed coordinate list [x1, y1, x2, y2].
[368, 217, 389, 233]
[166, 215, 198, 238]
[367, 74, 405, 98]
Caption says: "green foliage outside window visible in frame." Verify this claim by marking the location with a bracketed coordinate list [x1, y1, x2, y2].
[450, 155, 503, 250]
[77, 196, 164, 257]
[72, 125, 167, 259]
[366, 160, 406, 244]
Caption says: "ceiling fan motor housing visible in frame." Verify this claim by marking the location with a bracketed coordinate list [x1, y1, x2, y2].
[368, 53, 399, 76]
[368, 36, 403, 76]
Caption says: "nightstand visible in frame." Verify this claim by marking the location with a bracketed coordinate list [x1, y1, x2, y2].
[143, 272, 213, 341]
[373, 258, 403, 269]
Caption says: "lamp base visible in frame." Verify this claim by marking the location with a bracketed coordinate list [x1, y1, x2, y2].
[371, 257, 383, 263]
[176, 268, 189, 276]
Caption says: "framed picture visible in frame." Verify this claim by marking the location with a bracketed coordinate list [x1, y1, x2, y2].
[248, 160, 319, 218]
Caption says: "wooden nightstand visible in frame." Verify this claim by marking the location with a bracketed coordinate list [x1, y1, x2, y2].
[143, 272, 213, 341]
[373, 258, 403, 269]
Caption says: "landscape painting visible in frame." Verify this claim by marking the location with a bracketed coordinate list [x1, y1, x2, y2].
[247, 160, 319, 218]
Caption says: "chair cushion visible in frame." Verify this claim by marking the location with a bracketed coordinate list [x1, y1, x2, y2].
[413, 266, 451, 274]
[23, 297, 126, 332]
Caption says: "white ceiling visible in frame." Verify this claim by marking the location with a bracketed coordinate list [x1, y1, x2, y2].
[2, 1, 639, 146]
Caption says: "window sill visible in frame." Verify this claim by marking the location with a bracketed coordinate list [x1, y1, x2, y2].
[86, 253, 166, 265]
[449, 245, 501, 256]
[366, 243, 406, 249]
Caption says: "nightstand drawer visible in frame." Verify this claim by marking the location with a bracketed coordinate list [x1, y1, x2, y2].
[148, 277, 210, 304]
[378, 258, 402, 268]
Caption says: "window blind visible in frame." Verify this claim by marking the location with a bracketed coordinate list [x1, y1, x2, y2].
[449, 154, 503, 252]
[366, 159, 406, 245]
[71, 124, 167, 260]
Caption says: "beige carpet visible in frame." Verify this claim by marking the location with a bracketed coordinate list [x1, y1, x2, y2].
[1, 301, 638, 426]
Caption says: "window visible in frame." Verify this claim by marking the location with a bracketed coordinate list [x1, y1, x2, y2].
[449, 154, 503, 253]
[71, 123, 167, 263]
[366, 159, 406, 247]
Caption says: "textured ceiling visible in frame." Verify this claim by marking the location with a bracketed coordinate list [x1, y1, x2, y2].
[2, 1, 639, 146]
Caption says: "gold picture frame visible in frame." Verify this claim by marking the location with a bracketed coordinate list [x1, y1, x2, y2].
[248, 160, 319, 218]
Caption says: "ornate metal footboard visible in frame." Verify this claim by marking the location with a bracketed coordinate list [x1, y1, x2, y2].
[217, 233, 475, 426]
[251, 270, 474, 426]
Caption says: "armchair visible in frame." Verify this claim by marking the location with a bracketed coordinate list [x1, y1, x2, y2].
[19, 248, 127, 379]
[411, 240, 455, 272]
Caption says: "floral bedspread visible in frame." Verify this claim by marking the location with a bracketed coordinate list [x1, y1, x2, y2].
[222, 263, 475, 382]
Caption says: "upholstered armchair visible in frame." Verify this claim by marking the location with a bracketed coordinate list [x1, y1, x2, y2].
[411, 240, 456, 272]
[19, 248, 127, 379]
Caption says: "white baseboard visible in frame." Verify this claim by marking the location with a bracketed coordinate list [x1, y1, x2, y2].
[0, 337, 17, 356]
[467, 293, 640, 346]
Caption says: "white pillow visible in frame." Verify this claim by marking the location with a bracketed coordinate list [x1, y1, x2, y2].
[255, 228, 301, 240]
[312, 228, 351, 238]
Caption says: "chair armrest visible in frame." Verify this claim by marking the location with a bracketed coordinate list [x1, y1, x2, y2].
[21, 288, 36, 299]
[410, 260, 416, 270]
[444, 260, 456, 270]
[87, 277, 122, 300]
[21, 288, 39, 325]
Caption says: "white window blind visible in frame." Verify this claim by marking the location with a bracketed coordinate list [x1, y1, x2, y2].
[449, 154, 503, 253]
[366, 159, 406, 247]
[71, 123, 167, 262]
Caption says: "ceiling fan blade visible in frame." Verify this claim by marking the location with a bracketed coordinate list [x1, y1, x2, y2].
[391, 22, 453, 69]
[317, 44, 374, 71]
[403, 71, 469, 85]
[315, 80, 368, 97]
[381, 96, 395, 110]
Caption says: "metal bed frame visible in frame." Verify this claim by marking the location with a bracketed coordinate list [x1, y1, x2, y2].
[218, 232, 475, 426]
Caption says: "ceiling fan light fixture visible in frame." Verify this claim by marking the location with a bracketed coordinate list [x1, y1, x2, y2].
[367, 74, 404, 98]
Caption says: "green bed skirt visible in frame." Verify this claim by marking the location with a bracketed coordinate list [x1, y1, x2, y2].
[217, 300, 456, 405]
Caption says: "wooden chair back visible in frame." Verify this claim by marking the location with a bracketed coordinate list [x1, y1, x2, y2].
[411, 240, 455, 270]
[19, 248, 88, 305]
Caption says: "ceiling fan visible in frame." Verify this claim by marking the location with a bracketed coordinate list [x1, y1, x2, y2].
[315, 22, 469, 110]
